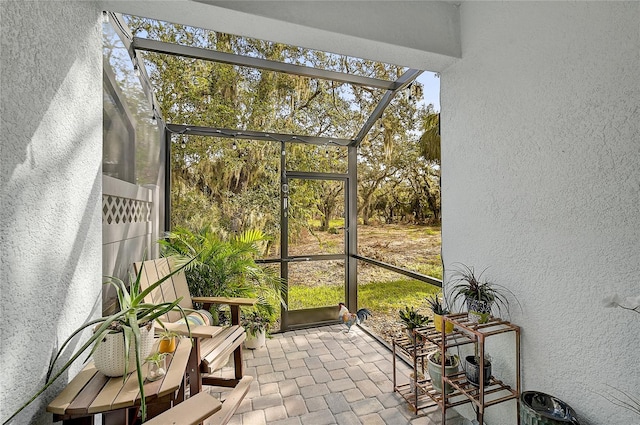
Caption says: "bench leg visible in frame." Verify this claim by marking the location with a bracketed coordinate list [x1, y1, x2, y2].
[103, 408, 135, 425]
[60, 417, 94, 425]
[227, 308, 244, 382]
[188, 337, 203, 396]
[233, 345, 243, 380]
[145, 397, 173, 421]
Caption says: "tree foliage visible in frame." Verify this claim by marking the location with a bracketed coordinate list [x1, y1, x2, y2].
[125, 16, 441, 252]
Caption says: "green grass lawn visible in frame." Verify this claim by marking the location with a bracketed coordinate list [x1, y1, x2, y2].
[307, 218, 345, 229]
[289, 278, 441, 312]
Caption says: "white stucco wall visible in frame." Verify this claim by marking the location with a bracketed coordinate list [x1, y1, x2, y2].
[442, 2, 640, 424]
[0, 2, 102, 424]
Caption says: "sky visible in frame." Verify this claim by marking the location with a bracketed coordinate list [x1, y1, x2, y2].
[416, 71, 441, 112]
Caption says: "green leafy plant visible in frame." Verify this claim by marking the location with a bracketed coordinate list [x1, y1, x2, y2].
[160, 226, 285, 323]
[446, 263, 519, 319]
[145, 351, 169, 382]
[241, 309, 272, 337]
[145, 351, 169, 365]
[601, 294, 640, 417]
[157, 327, 180, 341]
[3, 256, 195, 424]
[398, 306, 430, 329]
[425, 294, 449, 315]
[429, 350, 459, 367]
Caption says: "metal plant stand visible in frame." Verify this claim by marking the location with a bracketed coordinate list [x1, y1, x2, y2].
[392, 314, 521, 424]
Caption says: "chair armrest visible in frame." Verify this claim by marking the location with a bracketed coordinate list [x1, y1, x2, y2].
[191, 297, 257, 307]
[191, 297, 257, 325]
[161, 322, 227, 338]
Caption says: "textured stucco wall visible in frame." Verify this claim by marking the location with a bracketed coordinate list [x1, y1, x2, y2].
[441, 2, 640, 424]
[0, 2, 102, 424]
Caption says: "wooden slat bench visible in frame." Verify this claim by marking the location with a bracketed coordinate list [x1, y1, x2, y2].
[204, 376, 252, 425]
[143, 376, 252, 425]
[143, 391, 222, 425]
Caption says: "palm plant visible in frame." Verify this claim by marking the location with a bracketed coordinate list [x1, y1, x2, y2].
[3, 256, 194, 424]
[160, 226, 285, 323]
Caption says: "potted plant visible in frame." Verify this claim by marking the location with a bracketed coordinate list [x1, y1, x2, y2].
[145, 351, 169, 382]
[427, 350, 460, 394]
[464, 346, 492, 387]
[3, 256, 195, 424]
[242, 309, 271, 349]
[426, 294, 454, 334]
[157, 328, 180, 354]
[446, 263, 519, 324]
[160, 226, 286, 325]
[409, 370, 426, 395]
[398, 306, 430, 345]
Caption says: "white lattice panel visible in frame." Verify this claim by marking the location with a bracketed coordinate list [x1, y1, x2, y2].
[102, 195, 151, 225]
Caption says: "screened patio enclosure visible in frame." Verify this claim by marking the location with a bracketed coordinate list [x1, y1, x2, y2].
[104, 12, 442, 332]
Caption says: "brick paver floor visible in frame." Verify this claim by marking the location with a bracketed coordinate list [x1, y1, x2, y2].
[211, 324, 467, 425]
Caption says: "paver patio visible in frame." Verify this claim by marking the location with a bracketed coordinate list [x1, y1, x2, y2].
[210, 324, 466, 425]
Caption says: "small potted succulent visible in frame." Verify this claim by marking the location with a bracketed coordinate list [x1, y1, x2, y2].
[157, 328, 180, 354]
[145, 351, 169, 382]
[426, 294, 453, 334]
[398, 306, 430, 346]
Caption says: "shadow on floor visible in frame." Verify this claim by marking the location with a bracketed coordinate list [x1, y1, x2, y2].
[210, 324, 466, 425]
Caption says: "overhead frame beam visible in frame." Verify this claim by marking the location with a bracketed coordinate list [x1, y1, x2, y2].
[110, 14, 164, 125]
[166, 124, 353, 146]
[132, 37, 400, 90]
[352, 68, 423, 146]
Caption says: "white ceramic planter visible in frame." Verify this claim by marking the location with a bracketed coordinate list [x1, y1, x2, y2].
[244, 330, 266, 349]
[93, 324, 155, 377]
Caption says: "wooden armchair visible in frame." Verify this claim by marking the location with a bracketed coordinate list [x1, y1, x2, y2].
[134, 258, 256, 419]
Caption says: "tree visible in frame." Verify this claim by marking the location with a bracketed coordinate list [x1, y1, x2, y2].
[124, 16, 441, 243]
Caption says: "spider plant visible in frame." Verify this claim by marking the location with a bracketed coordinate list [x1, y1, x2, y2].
[446, 263, 520, 321]
[3, 256, 195, 424]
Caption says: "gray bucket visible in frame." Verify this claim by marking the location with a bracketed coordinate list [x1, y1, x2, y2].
[520, 391, 580, 425]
